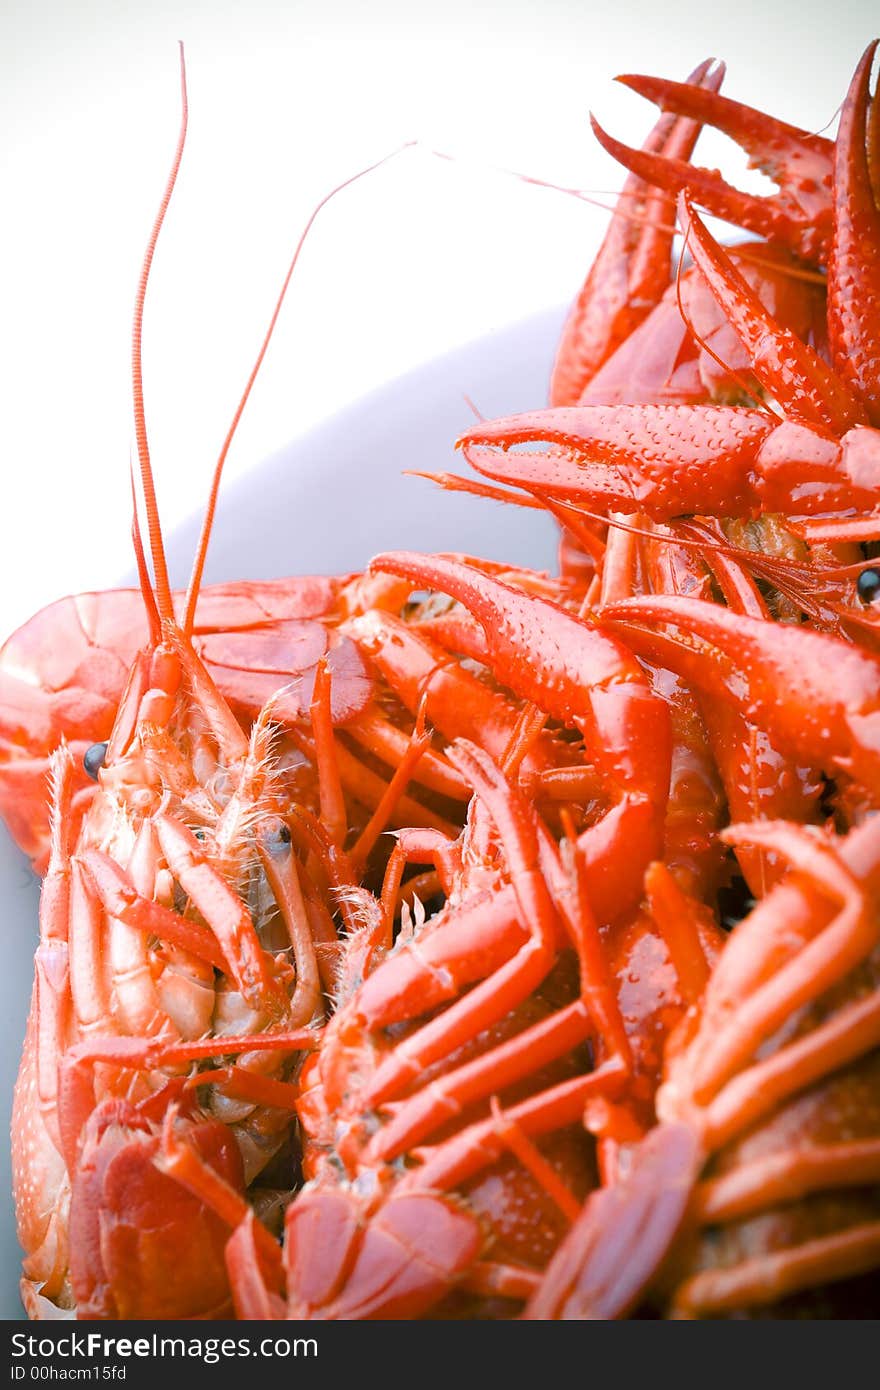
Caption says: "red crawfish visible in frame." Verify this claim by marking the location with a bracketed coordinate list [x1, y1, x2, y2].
[530, 816, 880, 1318]
[140, 738, 672, 1318]
[10, 49, 419, 1320]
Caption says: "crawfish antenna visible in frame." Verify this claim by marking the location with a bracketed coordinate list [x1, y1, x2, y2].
[181, 142, 416, 638]
[131, 41, 189, 625]
[129, 460, 162, 646]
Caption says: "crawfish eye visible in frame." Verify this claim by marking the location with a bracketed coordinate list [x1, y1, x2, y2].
[264, 823, 292, 857]
[857, 568, 880, 604]
[83, 742, 108, 780]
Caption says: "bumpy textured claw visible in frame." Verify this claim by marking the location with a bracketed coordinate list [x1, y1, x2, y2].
[550, 57, 724, 407]
[600, 594, 880, 800]
[617, 71, 834, 187]
[576, 238, 828, 412]
[369, 549, 671, 809]
[679, 192, 867, 433]
[597, 71, 833, 263]
[460, 403, 774, 518]
[828, 41, 880, 425]
[461, 400, 880, 531]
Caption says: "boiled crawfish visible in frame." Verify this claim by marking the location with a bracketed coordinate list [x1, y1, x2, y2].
[458, 41, 880, 1316]
[6, 52, 466, 1319]
[6, 39, 880, 1322]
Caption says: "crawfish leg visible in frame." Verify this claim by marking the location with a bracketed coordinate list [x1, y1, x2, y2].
[689, 822, 879, 1104]
[669, 1223, 880, 1318]
[696, 987, 880, 1154]
[360, 742, 562, 1106]
[693, 1137, 880, 1225]
[399, 1069, 628, 1198]
[365, 998, 598, 1162]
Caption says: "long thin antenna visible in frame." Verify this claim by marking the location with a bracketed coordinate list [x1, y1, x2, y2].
[182, 142, 415, 637]
[130, 461, 161, 645]
[131, 41, 189, 623]
[421, 144, 825, 285]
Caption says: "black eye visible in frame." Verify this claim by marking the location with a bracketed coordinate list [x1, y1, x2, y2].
[265, 823, 291, 856]
[83, 742, 108, 780]
[857, 568, 880, 604]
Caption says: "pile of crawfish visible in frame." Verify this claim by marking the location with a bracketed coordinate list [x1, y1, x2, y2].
[3, 41, 880, 1320]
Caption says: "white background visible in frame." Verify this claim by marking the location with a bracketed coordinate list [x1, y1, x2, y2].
[2, 0, 877, 640]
